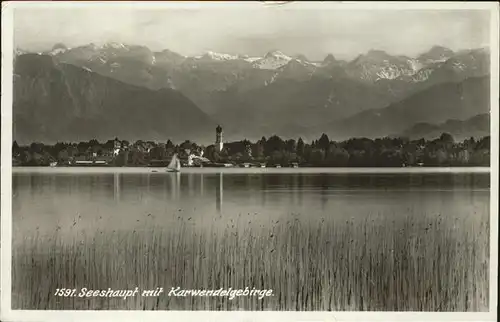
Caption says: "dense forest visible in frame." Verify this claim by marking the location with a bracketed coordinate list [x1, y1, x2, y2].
[12, 133, 490, 167]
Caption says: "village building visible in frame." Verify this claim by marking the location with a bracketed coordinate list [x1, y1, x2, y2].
[113, 139, 121, 156]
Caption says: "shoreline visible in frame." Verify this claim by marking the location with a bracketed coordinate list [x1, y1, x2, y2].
[11, 166, 491, 174]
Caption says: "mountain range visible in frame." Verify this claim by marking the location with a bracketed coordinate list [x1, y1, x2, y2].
[13, 43, 491, 143]
[13, 54, 215, 144]
[328, 75, 490, 140]
[398, 113, 490, 141]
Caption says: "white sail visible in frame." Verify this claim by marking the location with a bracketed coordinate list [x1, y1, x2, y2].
[167, 154, 181, 172]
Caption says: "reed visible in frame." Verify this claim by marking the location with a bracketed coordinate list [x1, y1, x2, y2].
[12, 209, 489, 311]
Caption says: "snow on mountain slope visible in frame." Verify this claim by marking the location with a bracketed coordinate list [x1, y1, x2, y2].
[105, 42, 126, 49]
[49, 47, 69, 56]
[410, 68, 435, 82]
[196, 51, 239, 61]
[417, 46, 455, 64]
[242, 56, 262, 63]
[347, 50, 423, 81]
[253, 51, 293, 70]
[19, 43, 488, 102]
[374, 59, 423, 80]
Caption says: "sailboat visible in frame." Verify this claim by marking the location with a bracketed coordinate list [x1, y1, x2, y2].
[166, 154, 181, 173]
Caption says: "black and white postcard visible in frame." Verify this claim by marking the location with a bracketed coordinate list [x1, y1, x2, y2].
[1, 1, 498, 321]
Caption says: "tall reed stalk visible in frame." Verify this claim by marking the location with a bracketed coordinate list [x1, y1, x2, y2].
[12, 210, 489, 311]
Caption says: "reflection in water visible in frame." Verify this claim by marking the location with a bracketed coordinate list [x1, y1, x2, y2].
[176, 172, 181, 199]
[261, 176, 267, 207]
[113, 173, 120, 202]
[297, 175, 303, 207]
[216, 172, 223, 214]
[12, 171, 490, 240]
[321, 186, 327, 210]
[167, 172, 181, 200]
[292, 174, 299, 206]
[200, 173, 204, 197]
[188, 174, 195, 197]
[169, 173, 175, 200]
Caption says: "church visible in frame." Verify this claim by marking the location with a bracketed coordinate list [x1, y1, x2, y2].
[205, 125, 253, 162]
[204, 125, 226, 160]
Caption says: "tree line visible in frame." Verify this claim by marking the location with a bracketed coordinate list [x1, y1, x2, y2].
[12, 133, 490, 167]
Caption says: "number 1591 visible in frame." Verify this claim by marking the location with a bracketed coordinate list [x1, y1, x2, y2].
[54, 288, 77, 297]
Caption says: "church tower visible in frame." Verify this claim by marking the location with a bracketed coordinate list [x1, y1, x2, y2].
[215, 125, 223, 152]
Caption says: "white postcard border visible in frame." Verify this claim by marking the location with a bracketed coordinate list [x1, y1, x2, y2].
[1, 2, 499, 322]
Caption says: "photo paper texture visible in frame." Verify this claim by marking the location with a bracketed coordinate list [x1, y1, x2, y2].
[1, 1, 498, 321]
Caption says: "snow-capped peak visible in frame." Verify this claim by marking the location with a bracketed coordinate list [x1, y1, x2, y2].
[237, 54, 262, 62]
[418, 46, 454, 62]
[192, 50, 263, 63]
[49, 47, 68, 56]
[40, 43, 69, 56]
[103, 42, 128, 50]
[264, 50, 291, 60]
[242, 56, 262, 62]
[253, 50, 292, 70]
[203, 51, 239, 61]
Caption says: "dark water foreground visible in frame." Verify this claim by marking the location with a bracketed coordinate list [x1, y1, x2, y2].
[11, 170, 490, 311]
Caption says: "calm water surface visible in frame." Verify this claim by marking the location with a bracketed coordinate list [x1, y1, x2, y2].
[12, 168, 490, 243]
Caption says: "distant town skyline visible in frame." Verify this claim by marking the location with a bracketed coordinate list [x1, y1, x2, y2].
[14, 4, 491, 60]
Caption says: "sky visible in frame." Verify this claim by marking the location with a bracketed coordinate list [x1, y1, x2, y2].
[13, 3, 491, 61]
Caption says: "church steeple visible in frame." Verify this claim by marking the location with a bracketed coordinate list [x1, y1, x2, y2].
[215, 125, 223, 152]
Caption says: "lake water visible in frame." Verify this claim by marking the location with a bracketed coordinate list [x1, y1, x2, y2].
[12, 167, 490, 241]
[11, 167, 491, 311]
